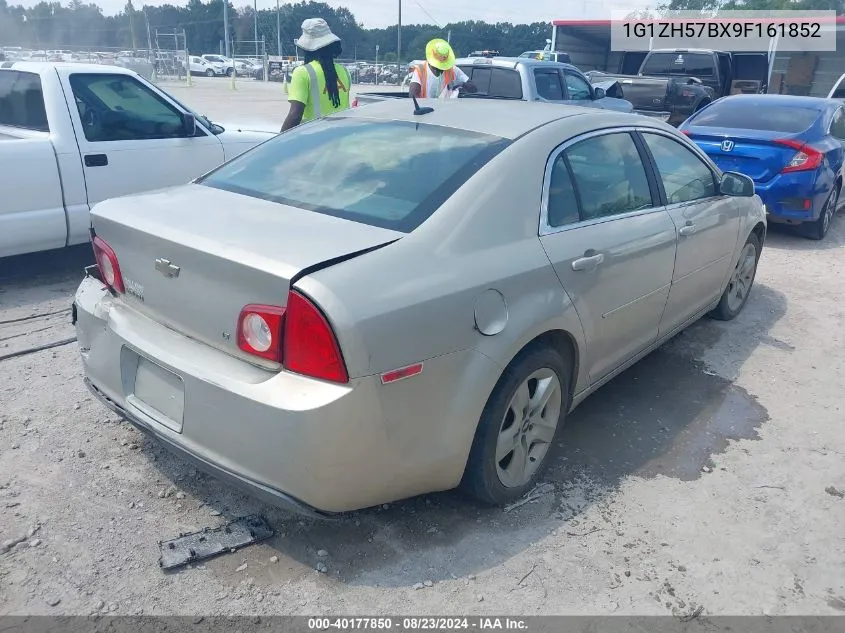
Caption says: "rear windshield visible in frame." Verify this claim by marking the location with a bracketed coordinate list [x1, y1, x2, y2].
[200, 118, 509, 232]
[690, 100, 820, 133]
[641, 52, 715, 77]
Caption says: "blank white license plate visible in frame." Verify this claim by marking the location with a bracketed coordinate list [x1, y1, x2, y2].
[130, 355, 185, 433]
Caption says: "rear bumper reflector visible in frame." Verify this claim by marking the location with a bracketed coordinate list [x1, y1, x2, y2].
[381, 363, 424, 384]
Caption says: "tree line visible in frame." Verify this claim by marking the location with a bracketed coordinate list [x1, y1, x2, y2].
[0, 0, 552, 60]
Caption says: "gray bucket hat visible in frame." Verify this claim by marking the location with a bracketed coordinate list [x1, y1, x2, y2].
[295, 18, 341, 51]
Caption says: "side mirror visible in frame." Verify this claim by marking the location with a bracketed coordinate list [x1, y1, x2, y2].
[593, 87, 606, 100]
[720, 171, 754, 197]
[182, 112, 196, 137]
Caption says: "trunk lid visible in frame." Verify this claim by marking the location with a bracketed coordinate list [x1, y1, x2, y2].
[685, 127, 806, 183]
[91, 184, 402, 360]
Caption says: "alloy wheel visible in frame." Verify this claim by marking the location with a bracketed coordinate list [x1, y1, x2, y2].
[496, 368, 562, 488]
[725, 242, 757, 314]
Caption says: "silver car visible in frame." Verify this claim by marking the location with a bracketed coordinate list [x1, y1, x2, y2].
[73, 100, 766, 516]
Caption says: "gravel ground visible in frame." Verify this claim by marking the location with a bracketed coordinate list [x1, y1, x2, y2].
[1, 81, 844, 616]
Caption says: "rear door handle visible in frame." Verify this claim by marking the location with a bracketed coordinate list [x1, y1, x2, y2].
[679, 223, 697, 237]
[571, 253, 604, 271]
[84, 154, 108, 167]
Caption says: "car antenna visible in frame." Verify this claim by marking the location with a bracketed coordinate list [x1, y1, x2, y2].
[412, 95, 434, 116]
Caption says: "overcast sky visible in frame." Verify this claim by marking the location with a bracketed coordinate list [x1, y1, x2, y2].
[14, 0, 654, 27]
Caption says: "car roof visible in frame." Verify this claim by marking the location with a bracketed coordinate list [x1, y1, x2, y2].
[708, 94, 834, 111]
[338, 98, 658, 140]
[455, 56, 582, 74]
[0, 61, 136, 75]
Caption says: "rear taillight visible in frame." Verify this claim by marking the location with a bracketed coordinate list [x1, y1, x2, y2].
[681, 130, 691, 136]
[237, 304, 285, 362]
[351, 97, 359, 107]
[284, 290, 348, 384]
[776, 138, 823, 173]
[91, 235, 124, 293]
[236, 291, 348, 383]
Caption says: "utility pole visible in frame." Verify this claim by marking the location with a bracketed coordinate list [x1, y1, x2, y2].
[144, 9, 153, 56]
[397, 0, 401, 68]
[223, 0, 230, 57]
[128, 3, 137, 52]
[254, 0, 259, 57]
[276, 0, 281, 55]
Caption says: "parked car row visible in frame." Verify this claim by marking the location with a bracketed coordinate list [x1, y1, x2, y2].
[354, 57, 634, 115]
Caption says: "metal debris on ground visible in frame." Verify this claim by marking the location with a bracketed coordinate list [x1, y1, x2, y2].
[503, 483, 555, 513]
[158, 514, 274, 571]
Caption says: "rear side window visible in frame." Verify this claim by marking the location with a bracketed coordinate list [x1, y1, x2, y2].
[200, 118, 510, 233]
[534, 69, 564, 100]
[690, 100, 820, 133]
[0, 71, 48, 132]
[562, 132, 654, 221]
[489, 69, 523, 99]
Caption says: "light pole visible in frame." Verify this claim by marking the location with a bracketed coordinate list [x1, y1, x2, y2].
[276, 0, 281, 55]
[253, 0, 258, 57]
[375, 44, 379, 86]
[397, 0, 401, 69]
[223, 0, 230, 57]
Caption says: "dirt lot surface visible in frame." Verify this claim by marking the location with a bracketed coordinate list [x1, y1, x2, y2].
[2, 81, 845, 617]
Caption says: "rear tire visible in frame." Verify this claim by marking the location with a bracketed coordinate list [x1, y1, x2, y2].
[460, 345, 571, 506]
[226, 67, 234, 77]
[803, 186, 839, 241]
[711, 232, 761, 321]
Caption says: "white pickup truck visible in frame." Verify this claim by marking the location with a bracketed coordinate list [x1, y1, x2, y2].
[0, 62, 276, 258]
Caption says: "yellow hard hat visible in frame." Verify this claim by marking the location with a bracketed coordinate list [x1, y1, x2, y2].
[426, 39, 455, 71]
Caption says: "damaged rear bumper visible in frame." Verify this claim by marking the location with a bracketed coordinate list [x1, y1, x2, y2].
[83, 376, 332, 520]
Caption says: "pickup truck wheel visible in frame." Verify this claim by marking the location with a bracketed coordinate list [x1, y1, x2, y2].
[711, 232, 760, 321]
[226, 68, 234, 77]
[460, 346, 570, 506]
[206, 68, 215, 77]
[803, 186, 839, 241]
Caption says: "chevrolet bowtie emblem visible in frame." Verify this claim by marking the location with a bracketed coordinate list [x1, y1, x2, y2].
[155, 258, 180, 278]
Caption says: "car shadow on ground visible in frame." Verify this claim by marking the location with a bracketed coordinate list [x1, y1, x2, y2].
[0, 245, 92, 289]
[761, 214, 845, 252]
[143, 281, 788, 588]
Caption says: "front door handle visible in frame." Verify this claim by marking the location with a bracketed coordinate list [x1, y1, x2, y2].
[84, 153, 108, 167]
[679, 223, 697, 237]
[571, 252, 604, 271]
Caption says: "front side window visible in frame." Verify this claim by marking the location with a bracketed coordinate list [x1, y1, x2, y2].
[564, 72, 592, 100]
[642, 133, 717, 204]
[564, 132, 653, 221]
[69, 73, 189, 142]
[0, 70, 48, 131]
[200, 119, 510, 233]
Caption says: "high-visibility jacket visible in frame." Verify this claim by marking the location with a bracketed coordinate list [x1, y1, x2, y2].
[414, 63, 455, 98]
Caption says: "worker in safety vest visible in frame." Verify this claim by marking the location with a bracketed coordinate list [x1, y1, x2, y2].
[282, 18, 351, 131]
[409, 39, 476, 99]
